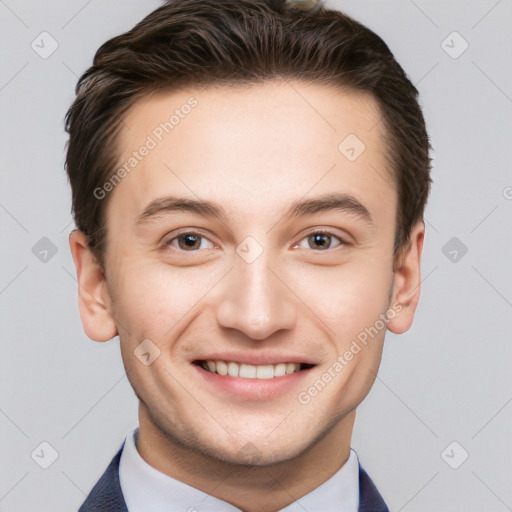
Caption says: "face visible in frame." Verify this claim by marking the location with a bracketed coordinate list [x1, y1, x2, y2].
[72, 81, 423, 466]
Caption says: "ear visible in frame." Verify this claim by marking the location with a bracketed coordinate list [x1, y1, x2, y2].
[68, 229, 118, 342]
[387, 221, 425, 335]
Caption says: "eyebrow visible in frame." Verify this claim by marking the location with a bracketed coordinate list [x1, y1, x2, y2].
[136, 192, 373, 226]
[284, 193, 372, 224]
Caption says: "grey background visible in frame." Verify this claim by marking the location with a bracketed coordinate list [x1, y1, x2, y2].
[1, 0, 511, 510]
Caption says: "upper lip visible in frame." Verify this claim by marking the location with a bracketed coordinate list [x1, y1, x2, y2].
[193, 352, 317, 366]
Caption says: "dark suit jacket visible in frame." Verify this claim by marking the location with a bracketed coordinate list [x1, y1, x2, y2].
[78, 443, 389, 512]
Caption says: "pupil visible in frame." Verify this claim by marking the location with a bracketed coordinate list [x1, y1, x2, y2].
[181, 234, 199, 249]
[311, 233, 329, 249]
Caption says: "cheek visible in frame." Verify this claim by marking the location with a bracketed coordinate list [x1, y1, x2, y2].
[293, 258, 393, 343]
[108, 260, 224, 341]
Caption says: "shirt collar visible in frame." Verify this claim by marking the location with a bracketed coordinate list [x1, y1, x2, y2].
[119, 427, 359, 512]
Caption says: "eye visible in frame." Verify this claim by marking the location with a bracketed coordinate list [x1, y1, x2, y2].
[164, 232, 215, 251]
[295, 230, 345, 251]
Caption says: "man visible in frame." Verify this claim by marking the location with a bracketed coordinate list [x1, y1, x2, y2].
[65, 0, 432, 510]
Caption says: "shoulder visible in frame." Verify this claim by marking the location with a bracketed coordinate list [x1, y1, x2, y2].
[78, 445, 128, 512]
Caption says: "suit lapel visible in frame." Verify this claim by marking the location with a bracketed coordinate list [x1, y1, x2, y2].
[358, 463, 389, 512]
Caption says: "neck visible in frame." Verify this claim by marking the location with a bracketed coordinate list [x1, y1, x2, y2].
[136, 403, 356, 512]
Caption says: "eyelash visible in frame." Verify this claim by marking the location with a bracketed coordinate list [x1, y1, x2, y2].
[163, 229, 348, 252]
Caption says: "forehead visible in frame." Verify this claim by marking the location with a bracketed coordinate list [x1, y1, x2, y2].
[109, 81, 394, 230]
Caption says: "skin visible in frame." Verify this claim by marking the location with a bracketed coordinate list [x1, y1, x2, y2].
[70, 81, 424, 512]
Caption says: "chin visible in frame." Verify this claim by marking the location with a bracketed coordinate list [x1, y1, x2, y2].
[213, 440, 309, 468]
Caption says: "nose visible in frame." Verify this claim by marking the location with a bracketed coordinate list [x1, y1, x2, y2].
[215, 253, 297, 340]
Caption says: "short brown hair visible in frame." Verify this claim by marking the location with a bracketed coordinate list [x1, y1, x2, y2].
[64, 0, 432, 268]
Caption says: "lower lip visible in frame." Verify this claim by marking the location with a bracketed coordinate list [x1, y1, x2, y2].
[192, 364, 313, 401]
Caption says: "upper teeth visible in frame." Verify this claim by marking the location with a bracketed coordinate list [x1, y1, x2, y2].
[202, 360, 301, 379]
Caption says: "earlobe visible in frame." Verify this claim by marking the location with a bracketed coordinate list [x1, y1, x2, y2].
[387, 222, 425, 335]
[68, 229, 118, 342]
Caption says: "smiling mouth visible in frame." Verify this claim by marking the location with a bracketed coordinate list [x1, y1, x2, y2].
[194, 360, 315, 379]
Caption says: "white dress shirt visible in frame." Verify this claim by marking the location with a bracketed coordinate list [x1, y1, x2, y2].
[119, 427, 359, 512]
